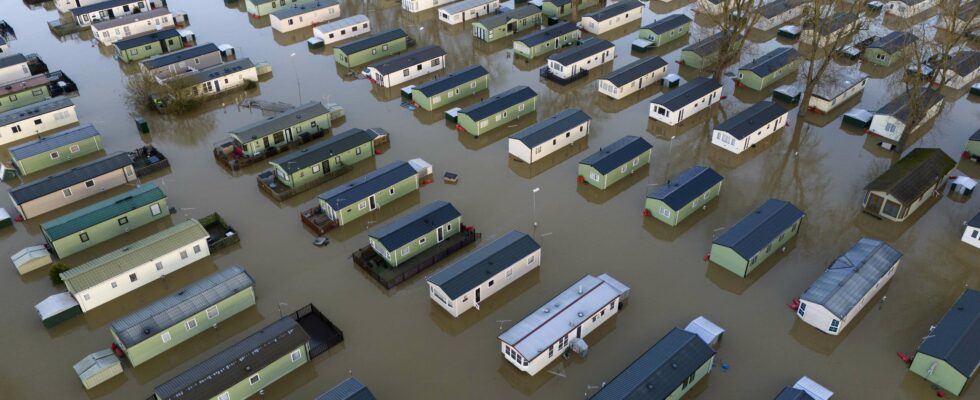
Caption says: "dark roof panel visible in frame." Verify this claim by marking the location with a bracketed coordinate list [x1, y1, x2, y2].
[414, 65, 489, 97]
[650, 77, 722, 111]
[113, 28, 181, 50]
[740, 47, 799, 77]
[516, 22, 578, 47]
[270, 128, 374, 174]
[864, 148, 954, 204]
[428, 231, 540, 299]
[800, 238, 903, 319]
[316, 377, 377, 400]
[760, 0, 804, 18]
[874, 87, 944, 123]
[368, 45, 446, 75]
[579, 135, 652, 175]
[713, 199, 805, 259]
[40, 183, 165, 241]
[641, 14, 692, 34]
[478, 5, 540, 29]
[71, 0, 142, 15]
[714, 101, 788, 140]
[0, 97, 74, 127]
[0, 53, 27, 69]
[646, 165, 724, 210]
[336, 29, 407, 55]
[318, 160, 417, 209]
[140, 43, 221, 69]
[548, 39, 614, 66]
[949, 50, 980, 77]
[9, 153, 133, 204]
[916, 289, 980, 377]
[602, 56, 668, 87]
[459, 86, 537, 121]
[509, 108, 590, 147]
[368, 201, 461, 250]
[869, 31, 917, 53]
[584, 0, 643, 22]
[774, 388, 816, 400]
[8, 124, 99, 160]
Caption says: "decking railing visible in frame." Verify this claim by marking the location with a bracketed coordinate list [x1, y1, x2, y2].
[257, 163, 351, 202]
[290, 304, 344, 359]
[353, 228, 480, 289]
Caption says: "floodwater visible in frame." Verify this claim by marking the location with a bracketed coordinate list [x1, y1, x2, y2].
[1, 0, 979, 399]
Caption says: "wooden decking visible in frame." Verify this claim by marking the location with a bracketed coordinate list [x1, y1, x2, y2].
[300, 206, 338, 235]
[256, 163, 351, 202]
[212, 129, 328, 170]
[353, 228, 480, 289]
[130, 145, 170, 177]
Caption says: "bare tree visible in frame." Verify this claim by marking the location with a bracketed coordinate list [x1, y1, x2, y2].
[696, 0, 766, 80]
[795, 0, 869, 117]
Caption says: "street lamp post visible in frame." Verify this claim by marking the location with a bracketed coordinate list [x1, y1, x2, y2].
[532, 187, 540, 232]
[290, 53, 301, 103]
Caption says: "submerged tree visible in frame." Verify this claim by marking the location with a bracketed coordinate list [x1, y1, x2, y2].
[795, 0, 869, 117]
[696, 0, 767, 80]
[125, 72, 203, 115]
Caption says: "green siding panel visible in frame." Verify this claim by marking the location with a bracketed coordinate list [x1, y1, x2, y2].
[13, 135, 103, 175]
[320, 175, 419, 226]
[645, 181, 723, 226]
[457, 96, 537, 136]
[272, 141, 375, 189]
[371, 216, 461, 267]
[333, 38, 409, 68]
[910, 353, 969, 396]
[412, 75, 489, 111]
[710, 217, 802, 277]
[638, 23, 691, 47]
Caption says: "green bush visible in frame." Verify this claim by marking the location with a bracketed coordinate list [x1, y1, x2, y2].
[49, 263, 70, 285]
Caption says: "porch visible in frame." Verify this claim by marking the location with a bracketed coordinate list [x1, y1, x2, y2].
[353, 227, 480, 289]
[256, 162, 352, 202]
[539, 66, 588, 85]
[130, 145, 170, 177]
[300, 205, 338, 236]
[289, 304, 344, 359]
[212, 128, 328, 170]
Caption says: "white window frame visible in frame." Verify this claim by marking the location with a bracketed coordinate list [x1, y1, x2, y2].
[290, 349, 302, 362]
[161, 331, 172, 343]
[249, 374, 260, 385]
[185, 318, 198, 330]
[206, 305, 219, 320]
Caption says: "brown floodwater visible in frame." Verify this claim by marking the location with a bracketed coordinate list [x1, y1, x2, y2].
[1, 1, 979, 399]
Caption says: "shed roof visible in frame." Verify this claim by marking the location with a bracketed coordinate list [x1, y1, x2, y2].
[874, 87, 944, 124]
[414, 65, 488, 97]
[153, 317, 309, 400]
[0, 97, 73, 127]
[478, 5, 540, 29]
[71, 0, 142, 16]
[641, 14, 692, 34]
[40, 183, 164, 241]
[740, 47, 799, 77]
[548, 39, 614, 66]
[868, 31, 917, 53]
[318, 160, 417, 209]
[92, 7, 171, 30]
[684, 316, 725, 345]
[509, 108, 590, 148]
[949, 50, 980, 77]
[459, 85, 537, 121]
[800, 238, 902, 319]
[916, 288, 980, 377]
[368, 201, 461, 250]
[646, 165, 723, 210]
[182, 58, 255, 85]
[8, 123, 99, 160]
[73, 350, 120, 384]
[270, 128, 373, 174]
[271, 0, 339, 19]
[864, 148, 954, 204]
[774, 388, 816, 400]
[316, 377, 377, 400]
[231, 101, 328, 141]
[516, 22, 577, 47]
[428, 231, 539, 299]
[441, 0, 498, 14]
[579, 135, 652, 175]
[60, 219, 208, 293]
[368, 45, 446, 75]
[590, 328, 716, 400]
[650, 77, 722, 111]
[602, 56, 667, 87]
[760, 0, 804, 18]
[110, 266, 254, 348]
[336, 29, 407, 55]
[9, 152, 133, 204]
[113, 28, 180, 50]
[713, 199, 804, 259]
[0, 53, 27, 69]
[715, 101, 788, 140]
[584, 0, 643, 22]
[140, 43, 220, 69]
[499, 274, 629, 360]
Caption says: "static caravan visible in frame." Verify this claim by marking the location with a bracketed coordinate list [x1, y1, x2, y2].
[245, 0, 317, 17]
[636, 14, 692, 49]
[513, 22, 580, 59]
[317, 377, 377, 400]
[266, 128, 375, 190]
[8, 124, 102, 175]
[884, 0, 938, 18]
[969, 129, 980, 159]
[736, 47, 800, 91]
[798, 238, 902, 335]
[113, 28, 184, 63]
[363, 45, 447, 88]
[152, 306, 342, 400]
[270, 0, 341, 33]
[0, 97, 77, 146]
[333, 28, 409, 68]
[314, 15, 371, 46]
[910, 288, 980, 396]
[508, 108, 591, 164]
[411, 65, 490, 111]
[775, 377, 835, 400]
[543, 38, 615, 83]
[940, 0, 978, 34]
[499, 274, 629, 376]
[427, 230, 540, 318]
[649, 77, 723, 126]
[577, 135, 653, 190]
[439, 0, 501, 25]
[680, 32, 727, 69]
[645, 165, 723, 226]
[110, 266, 255, 367]
[230, 102, 332, 158]
[697, 0, 736, 15]
[936, 50, 980, 90]
[472, 6, 543, 43]
[60, 219, 210, 312]
[57, 0, 121, 13]
[318, 160, 422, 226]
[540, 0, 601, 18]
[711, 101, 789, 154]
[591, 328, 715, 400]
[0, 74, 53, 114]
[91, 8, 173, 46]
[178, 58, 259, 98]
[456, 85, 538, 136]
[403, 0, 455, 12]
[8, 152, 137, 220]
[808, 68, 867, 113]
[139, 43, 223, 79]
[800, 12, 858, 47]
[864, 31, 918, 67]
[755, 0, 805, 31]
[868, 87, 943, 142]
[963, 213, 980, 249]
[71, 0, 154, 27]
[580, 0, 643, 35]
[597, 56, 668, 99]
[0, 53, 32, 85]
[862, 148, 954, 222]
[40, 183, 167, 259]
[710, 199, 804, 277]
[368, 201, 462, 268]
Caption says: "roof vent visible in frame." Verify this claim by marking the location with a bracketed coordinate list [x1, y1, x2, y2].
[578, 286, 583, 294]
[577, 312, 584, 317]
[543, 308, 550, 314]
[143, 328, 151, 335]
[671, 362, 678, 369]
